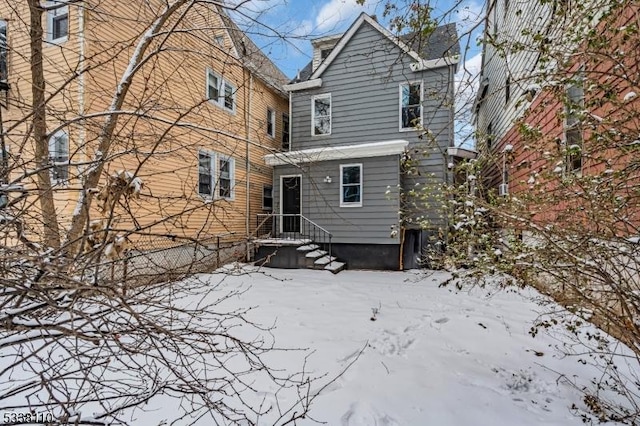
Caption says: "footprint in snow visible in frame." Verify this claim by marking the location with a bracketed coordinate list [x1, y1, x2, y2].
[341, 401, 399, 426]
[369, 329, 416, 357]
[434, 317, 450, 324]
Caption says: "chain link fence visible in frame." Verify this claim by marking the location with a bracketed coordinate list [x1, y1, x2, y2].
[96, 233, 248, 285]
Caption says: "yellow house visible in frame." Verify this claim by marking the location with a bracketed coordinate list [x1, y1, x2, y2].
[0, 1, 289, 257]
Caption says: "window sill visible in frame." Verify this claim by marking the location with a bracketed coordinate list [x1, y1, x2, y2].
[45, 37, 68, 45]
[208, 99, 236, 115]
[340, 203, 362, 208]
[199, 195, 234, 203]
[399, 127, 421, 133]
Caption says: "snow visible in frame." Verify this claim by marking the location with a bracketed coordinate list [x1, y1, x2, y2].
[144, 267, 630, 425]
[2, 267, 634, 425]
[623, 91, 636, 102]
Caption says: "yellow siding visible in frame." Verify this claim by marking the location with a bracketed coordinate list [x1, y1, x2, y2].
[0, 0, 287, 246]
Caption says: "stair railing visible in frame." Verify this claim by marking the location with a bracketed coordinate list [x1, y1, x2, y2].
[255, 213, 333, 266]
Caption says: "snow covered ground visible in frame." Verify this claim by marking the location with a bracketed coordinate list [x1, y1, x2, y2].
[143, 266, 627, 426]
[4, 266, 631, 425]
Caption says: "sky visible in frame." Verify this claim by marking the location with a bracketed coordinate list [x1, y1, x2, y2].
[231, 0, 485, 78]
[231, 0, 486, 147]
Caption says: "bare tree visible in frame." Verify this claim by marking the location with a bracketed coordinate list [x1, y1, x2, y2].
[433, 0, 640, 422]
[0, 0, 323, 423]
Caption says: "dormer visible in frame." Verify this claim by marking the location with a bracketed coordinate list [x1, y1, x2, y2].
[311, 34, 342, 72]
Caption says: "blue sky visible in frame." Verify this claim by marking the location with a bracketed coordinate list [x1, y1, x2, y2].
[231, 0, 485, 79]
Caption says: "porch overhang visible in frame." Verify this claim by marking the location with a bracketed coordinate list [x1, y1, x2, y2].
[265, 139, 409, 166]
[447, 146, 477, 160]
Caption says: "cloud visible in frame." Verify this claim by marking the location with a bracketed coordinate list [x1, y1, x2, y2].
[314, 0, 374, 33]
[455, 0, 484, 33]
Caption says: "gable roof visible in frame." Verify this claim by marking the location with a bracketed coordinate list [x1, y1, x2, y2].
[401, 23, 460, 62]
[290, 14, 459, 84]
[218, 9, 290, 96]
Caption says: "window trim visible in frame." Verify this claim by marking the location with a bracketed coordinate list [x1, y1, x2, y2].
[311, 93, 331, 136]
[266, 107, 275, 138]
[206, 69, 221, 106]
[206, 68, 236, 113]
[0, 19, 7, 83]
[198, 150, 215, 198]
[339, 163, 363, 208]
[49, 130, 69, 183]
[197, 150, 236, 201]
[46, 1, 69, 44]
[222, 81, 236, 113]
[217, 154, 235, 200]
[399, 81, 423, 131]
[262, 185, 273, 210]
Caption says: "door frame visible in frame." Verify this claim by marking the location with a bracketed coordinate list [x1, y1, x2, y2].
[279, 174, 302, 234]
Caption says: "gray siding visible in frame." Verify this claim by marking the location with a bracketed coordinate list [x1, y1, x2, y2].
[273, 155, 401, 244]
[401, 141, 450, 229]
[290, 21, 455, 154]
[279, 20, 456, 246]
[476, 0, 553, 151]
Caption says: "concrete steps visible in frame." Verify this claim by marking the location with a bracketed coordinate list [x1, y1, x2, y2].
[298, 246, 346, 274]
[324, 261, 346, 274]
[253, 238, 346, 273]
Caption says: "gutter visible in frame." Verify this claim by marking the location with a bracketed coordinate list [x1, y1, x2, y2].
[245, 70, 254, 259]
[77, 2, 86, 169]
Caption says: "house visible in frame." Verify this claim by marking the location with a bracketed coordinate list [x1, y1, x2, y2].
[259, 13, 459, 270]
[0, 1, 289, 265]
[474, 0, 640, 236]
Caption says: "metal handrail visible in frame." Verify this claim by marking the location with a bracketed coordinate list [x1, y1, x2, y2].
[300, 214, 332, 237]
[255, 213, 333, 266]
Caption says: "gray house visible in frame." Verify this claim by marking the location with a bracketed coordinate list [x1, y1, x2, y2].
[259, 13, 459, 271]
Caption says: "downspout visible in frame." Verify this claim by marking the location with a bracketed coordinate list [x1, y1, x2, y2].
[77, 2, 86, 172]
[245, 71, 253, 260]
[288, 90, 292, 152]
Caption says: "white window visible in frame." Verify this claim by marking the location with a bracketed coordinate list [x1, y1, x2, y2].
[197, 150, 235, 200]
[47, 1, 69, 43]
[206, 70, 220, 103]
[340, 164, 362, 207]
[206, 69, 235, 113]
[0, 20, 7, 83]
[399, 82, 422, 130]
[218, 155, 235, 199]
[312, 94, 331, 136]
[49, 130, 69, 182]
[198, 151, 213, 197]
[565, 78, 584, 173]
[223, 81, 236, 112]
[262, 185, 273, 210]
[266, 108, 275, 138]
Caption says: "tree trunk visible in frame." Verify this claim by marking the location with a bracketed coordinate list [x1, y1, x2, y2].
[28, 0, 61, 249]
[63, 0, 192, 256]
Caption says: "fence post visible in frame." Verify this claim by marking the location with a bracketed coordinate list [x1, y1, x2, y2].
[123, 251, 128, 282]
[216, 235, 221, 267]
